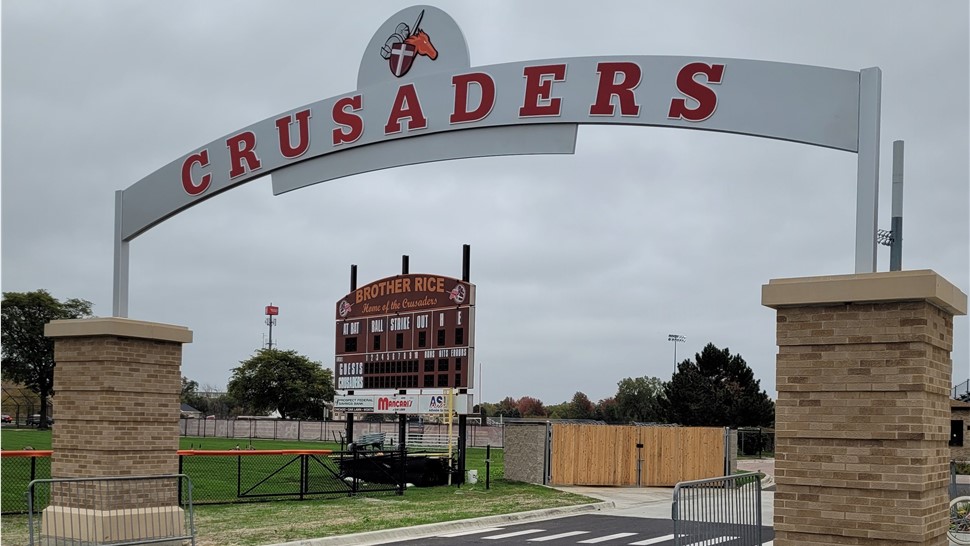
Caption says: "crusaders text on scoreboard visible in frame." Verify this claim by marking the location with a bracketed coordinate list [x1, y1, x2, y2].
[335, 273, 475, 392]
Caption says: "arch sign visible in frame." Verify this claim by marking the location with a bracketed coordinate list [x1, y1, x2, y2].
[113, 5, 881, 317]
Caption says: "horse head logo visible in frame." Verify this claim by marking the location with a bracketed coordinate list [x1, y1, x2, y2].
[380, 9, 437, 77]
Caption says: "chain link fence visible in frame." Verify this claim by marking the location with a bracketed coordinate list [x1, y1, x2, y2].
[2, 451, 52, 514]
[4, 448, 459, 514]
[736, 428, 774, 457]
[179, 417, 504, 447]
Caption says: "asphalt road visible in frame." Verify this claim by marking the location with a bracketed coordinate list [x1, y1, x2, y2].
[390, 514, 774, 545]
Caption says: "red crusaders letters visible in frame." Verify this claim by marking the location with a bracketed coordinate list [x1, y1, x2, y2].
[590, 62, 642, 117]
[451, 72, 495, 124]
[668, 62, 724, 122]
[275, 109, 311, 159]
[519, 64, 567, 117]
[181, 149, 211, 195]
[179, 61, 725, 195]
[332, 95, 363, 145]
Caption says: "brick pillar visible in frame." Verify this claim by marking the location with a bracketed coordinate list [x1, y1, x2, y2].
[42, 317, 192, 542]
[763, 270, 967, 546]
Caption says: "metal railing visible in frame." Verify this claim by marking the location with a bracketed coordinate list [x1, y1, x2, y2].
[27, 474, 195, 546]
[956, 379, 970, 401]
[672, 473, 764, 546]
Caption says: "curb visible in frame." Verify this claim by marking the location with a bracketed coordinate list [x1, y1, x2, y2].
[265, 501, 615, 546]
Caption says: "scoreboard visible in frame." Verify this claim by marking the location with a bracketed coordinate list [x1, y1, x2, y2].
[334, 273, 475, 392]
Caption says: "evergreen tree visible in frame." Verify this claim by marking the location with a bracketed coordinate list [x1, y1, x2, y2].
[660, 343, 774, 427]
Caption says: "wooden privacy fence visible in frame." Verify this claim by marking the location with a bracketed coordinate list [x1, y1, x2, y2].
[550, 424, 726, 487]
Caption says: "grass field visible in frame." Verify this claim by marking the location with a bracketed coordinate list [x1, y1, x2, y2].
[0, 429, 539, 546]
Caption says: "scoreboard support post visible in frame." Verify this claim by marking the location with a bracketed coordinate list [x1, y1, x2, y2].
[397, 414, 407, 494]
[457, 414, 467, 485]
[346, 264, 358, 446]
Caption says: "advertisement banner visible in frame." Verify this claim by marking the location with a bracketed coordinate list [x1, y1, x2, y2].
[334, 395, 375, 412]
[335, 393, 474, 414]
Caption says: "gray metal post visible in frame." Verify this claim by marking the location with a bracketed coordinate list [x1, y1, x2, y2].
[855, 67, 882, 273]
[112, 190, 129, 317]
[890, 140, 904, 271]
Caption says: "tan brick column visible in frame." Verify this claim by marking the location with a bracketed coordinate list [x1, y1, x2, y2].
[763, 270, 966, 546]
[42, 317, 192, 542]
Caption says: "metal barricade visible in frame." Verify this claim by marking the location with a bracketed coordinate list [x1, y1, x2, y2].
[27, 474, 195, 546]
[672, 473, 764, 546]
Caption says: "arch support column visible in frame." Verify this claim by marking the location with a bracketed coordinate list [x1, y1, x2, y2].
[763, 270, 966, 545]
[43, 317, 192, 543]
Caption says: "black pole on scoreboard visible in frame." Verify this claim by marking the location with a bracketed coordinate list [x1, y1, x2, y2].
[346, 264, 358, 446]
[398, 254, 409, 494]
[457, 244, 470, 485]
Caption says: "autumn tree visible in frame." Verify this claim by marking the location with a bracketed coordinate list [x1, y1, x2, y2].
[1, 290, 92, 429]
[227, 348, 334, 419]
[517, 396, 547, 417]
[494, 396, 520, 418]
[594, 397, 625, 423]
[660, 343, 774, 427]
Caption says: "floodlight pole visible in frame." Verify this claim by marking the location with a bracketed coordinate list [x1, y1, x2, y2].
[668, 334, 686, 373]
[890, 140, 904, 271]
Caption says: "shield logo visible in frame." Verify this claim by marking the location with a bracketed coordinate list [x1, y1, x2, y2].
[388, 42, 417, 77]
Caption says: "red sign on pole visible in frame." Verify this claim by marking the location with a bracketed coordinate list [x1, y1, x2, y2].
[265, 305, 279, 316]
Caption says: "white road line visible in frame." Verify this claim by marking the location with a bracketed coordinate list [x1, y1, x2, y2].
[683, 537, 737, 546]
[528, 531, 591, 541]
[437, 527, 505, 538]
[763, 542, 773, 545]
[483, 529, 547, 540]
[629, 534, 675, 545]
[578, 532, 638, 543]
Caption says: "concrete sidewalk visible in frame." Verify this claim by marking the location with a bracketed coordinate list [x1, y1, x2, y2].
[267, 485, 775, 546]
[554, 485, 775, 521]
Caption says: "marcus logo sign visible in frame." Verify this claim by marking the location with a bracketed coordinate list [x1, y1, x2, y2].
[377, 396, 413, 411]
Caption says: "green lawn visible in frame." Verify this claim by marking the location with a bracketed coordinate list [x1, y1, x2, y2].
[0, 429, 574, 546]
[1, 429, 505, 512]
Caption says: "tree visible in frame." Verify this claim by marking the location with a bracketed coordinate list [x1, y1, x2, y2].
[227, 348, 334, 419]
[594, 397, 625, 423]
[180, 376, 212, 415]
[517, 396, 547, 417]
[494, 396, 520, 418]
[615, 376, 665, 423]
[564, 391, 596, 420]
[1, 290, 92, 429]
[660, 343, 774, 428]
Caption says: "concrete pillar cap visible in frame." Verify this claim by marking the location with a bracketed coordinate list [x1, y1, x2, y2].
[45, 317, 193, 344]
[762, 269, 967, 315]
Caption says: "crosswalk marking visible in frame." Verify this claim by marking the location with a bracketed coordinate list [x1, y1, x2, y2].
[527, 531, 591, 541]
[629, 534, 675, 545]
[578, 532, 638, 543]
[683, 537, 737, 546]
[437, 527, 505, 538]
[483, 529, 547, 540]
[763, 542, 773, 545]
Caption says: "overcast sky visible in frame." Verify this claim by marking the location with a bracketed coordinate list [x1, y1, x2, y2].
[2, 1, 967, 408]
